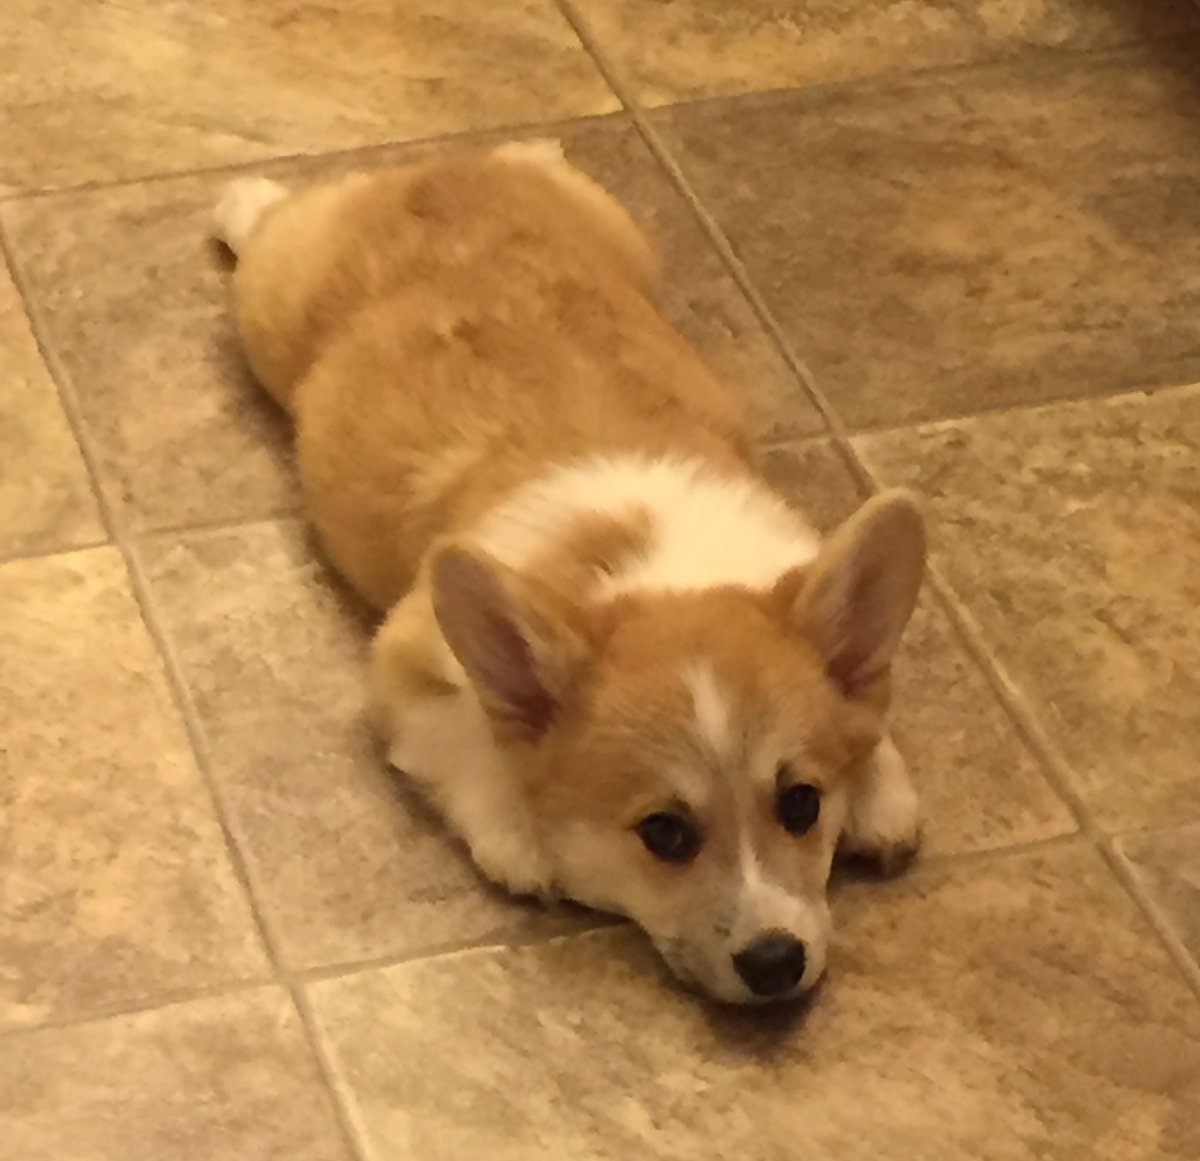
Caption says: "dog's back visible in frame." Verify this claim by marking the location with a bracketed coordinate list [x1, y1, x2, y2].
[218, 144, 750, 607]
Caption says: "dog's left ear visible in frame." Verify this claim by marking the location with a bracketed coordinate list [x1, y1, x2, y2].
[431, 545, 588, 740]
[777, 490, 926, 699]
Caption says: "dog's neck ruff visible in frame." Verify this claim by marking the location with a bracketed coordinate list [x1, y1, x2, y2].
[470, 452, 821, 595]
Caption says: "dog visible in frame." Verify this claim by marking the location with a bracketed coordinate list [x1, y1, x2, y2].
[213, 139, 926, 1004]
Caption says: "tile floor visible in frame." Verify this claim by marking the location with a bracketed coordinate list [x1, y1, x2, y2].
[3, 1, 1200, 1157]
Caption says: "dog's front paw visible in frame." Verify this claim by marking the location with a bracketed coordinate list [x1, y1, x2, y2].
[467, 830, 557, 902]
[840, 738, 921, 877]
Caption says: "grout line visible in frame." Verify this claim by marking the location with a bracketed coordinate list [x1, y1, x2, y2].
[287, 985, 373, 1161]
[0, 110, 631, 207]
[840, 377, 1200, 443]
[0, 977, 274, 1043]
[559, 33, 1200, 1003]
[0, 534, 112, 569]
[555, 16, 1200, 132]
[2, 20, 1195, 209]
[1098, 842, 1200, 990]
[0, 920, 622, 1046]
[753, 430, 838, 456]
[1104, 812, 1200, 843]
[291, 915, 622, 988]
[0, 228, 126, 540]
[119, 540, 292, 961]
[133, 505, 303, 543]
[555, 1, 636, 115]
[895, 831, 1084, 876]
[301, 923, 633, 992]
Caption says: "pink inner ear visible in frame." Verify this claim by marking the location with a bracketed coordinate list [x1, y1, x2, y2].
[826, 646, 877, 700]
[480, 610, 558, 737]
[434, 546, 590, 740]
[824, 566, 890, 697]
[799, 551, 906, 700]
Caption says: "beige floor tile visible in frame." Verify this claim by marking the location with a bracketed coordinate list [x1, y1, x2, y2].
[309, 844, 1200, 1160]
[0, 548, 266, 1029]
[135, 520, 600, 971]
[0, 0, 615, 192]
[1, 118, 819, 533]
[561, 122, 824, 442]
[0, 264, 101, 558]
[763, 441, 1074, 856]
[1120, 824, 1200, 964]
[0, 987, 352, 1161]
[575, 0, 1199, 105]
[1, 180, 296, 533]
[655, 42, 1200, 428]
[857, 384, 1200, 830]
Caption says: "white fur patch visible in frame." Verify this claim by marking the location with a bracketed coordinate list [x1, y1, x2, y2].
[684, 661, 734, 762]
[386, 678, 552, 897]
[472, 454, 820, 594]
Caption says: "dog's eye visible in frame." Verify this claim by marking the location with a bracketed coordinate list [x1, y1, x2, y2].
[636, 812, 701, 863]
[777, 783, 821, 836]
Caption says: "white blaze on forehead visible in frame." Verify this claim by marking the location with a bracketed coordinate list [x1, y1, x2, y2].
[684, 660, 735, 762]
[732, 824, 826, 954]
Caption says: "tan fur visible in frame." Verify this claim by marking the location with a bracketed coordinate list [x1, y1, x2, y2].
[219, 143, 926, 1003]
[229, 147, 746, 608]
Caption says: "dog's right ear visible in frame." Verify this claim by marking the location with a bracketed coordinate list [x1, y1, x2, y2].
[777, 490, 926, 701]
[431, 546, 587, 740]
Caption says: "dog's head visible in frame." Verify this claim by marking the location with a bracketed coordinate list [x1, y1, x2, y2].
[432, 491, 925, 1003]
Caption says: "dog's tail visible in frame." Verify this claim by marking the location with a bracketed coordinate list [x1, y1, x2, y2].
[212, 177, 288, 258]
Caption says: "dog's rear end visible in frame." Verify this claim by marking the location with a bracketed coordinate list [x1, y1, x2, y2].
[214, 142, 657, 415]
[215, 143, 744, 608]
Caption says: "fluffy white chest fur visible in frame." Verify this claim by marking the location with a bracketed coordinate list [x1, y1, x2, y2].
[474, 453, 822, 593]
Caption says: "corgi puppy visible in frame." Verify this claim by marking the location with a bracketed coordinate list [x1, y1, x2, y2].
[213, 140, 925, 1004]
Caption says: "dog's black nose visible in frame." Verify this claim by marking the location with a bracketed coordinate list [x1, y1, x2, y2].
[732, 931, 807, 997]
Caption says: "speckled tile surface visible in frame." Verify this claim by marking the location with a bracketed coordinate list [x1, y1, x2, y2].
[856, 385, 1200, 830]
[0, 264, 101, 558]
[654, 43, 1200, 427]
[309, 846, 1200, 1160]
[0, 0, 616, 192]
[763, 441, 1075, 856]
[0, 548, 266, 1029]
[1120, 824, 1200, 963]
[1, 179, 299, 532]
[2, 1, 1198, 1156]
[572, 0, 1199, 105]
[0, 988, 352, 1161]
